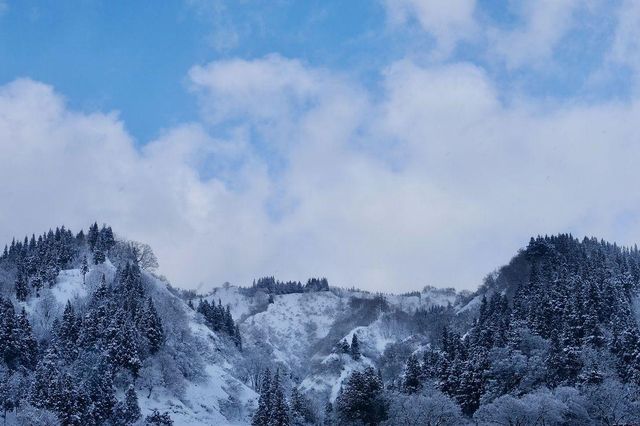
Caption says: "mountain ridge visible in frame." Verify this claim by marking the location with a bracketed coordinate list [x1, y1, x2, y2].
[2, 226, 640, 424]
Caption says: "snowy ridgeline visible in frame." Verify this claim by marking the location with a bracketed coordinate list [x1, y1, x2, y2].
[3, 229, 640, 425]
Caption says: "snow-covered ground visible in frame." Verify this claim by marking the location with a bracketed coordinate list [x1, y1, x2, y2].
[20, 262, 463, 425]
[138, 364, 256, 425]
[242, 291, 344, 367]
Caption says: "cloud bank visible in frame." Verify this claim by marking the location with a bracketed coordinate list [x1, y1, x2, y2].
[1, 2, 640, 292]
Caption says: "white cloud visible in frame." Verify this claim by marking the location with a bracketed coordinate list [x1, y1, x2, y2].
[382, 0, 594, 69]
[3, 56, 640, 293]
[487, 0, 586, 69]
[384, 0, 478, 56]
[610, 0, 640, 80]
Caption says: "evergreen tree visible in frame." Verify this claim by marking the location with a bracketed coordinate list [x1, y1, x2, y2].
[142, 298, 164, 354]
[16, 307, 37, 369]
[336, 340, 350, 354]
[402, 354, 422, 394]
[107, 313, 142, 378]
[15, 272, 29, 301]
[335, 367, 387, 425]
[87, 222, 100, 252]
[57, 301, 80, 361]
[252, 370, 272, 426]
[94, 248, 106, 265]
[269, 372, 290, 426]
[350, 334, 361, 360]
[81, 255, 89, 284]
[0, 298, 20, 368]
[116, 385, 142, 425]
[30, 348, 62, 411]
[87, 362, 116, 424]
[323, 402, 334, 426]
[99, 225, 116, 252]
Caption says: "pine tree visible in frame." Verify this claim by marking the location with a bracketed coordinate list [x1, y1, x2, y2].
[269, 371, 290, 426]
[30, 347, 62, 410]
[0, 369, 15, 425]
[81, 255, 89, 284]
[337, 339, 350, 354]
[57, 301, 80, 360]
[0, 298, 20, 368]
[290, 387, 314, 426]
[323, 402, 334, 426]
[107, 313, 142, 378]
[289, 387, 305, 426]
[335, 367, 387, 425]
[87, 362, 116, 424]
[15, 272, 29, 301]
[99, 225, 116, 252]
[94, 248, 106, 265]
[350, 334, 361, 360]
[232, 324, 242, 349]
[16, 307, 37, 369]
[87, 222, 100, 252]
[116, 385, 142, 424]
[402, 354, 422, 394]
[143, 298, 164, 354]
[252, 370, 272, 426]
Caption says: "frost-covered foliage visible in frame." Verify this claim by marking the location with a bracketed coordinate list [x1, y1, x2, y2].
[5, 227, 640, 425]
[383, 389, 463, 426]
[0, 223, 255, 425]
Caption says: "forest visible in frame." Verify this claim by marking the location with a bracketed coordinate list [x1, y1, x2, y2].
[2, 227, 640, 425]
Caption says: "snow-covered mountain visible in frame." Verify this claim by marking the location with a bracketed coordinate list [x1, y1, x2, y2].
[4, 228, 640, 425]
[0, 224, 467, 425]
[200, 283, 464, 409]
[18, 260, 257, 425]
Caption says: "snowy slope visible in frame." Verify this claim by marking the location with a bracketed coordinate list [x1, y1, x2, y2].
[203, 286, 255, 321]
[137, 364, 256, 426]
[223, 285, 461, 406]
[24, 262, 257, 426]
[241, 291, 344, 368]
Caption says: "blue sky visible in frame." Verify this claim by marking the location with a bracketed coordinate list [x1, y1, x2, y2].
[1, 0, 632, 143]
[1, 0, 640, 291]
[1, 0, 396, 142]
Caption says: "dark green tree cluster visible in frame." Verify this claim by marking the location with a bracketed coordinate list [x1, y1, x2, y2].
[0, 297, 37, 370]
[1, 227, 80, 299]
[289, 386, 316, 426]
[335, 367, 387, 425]
[333, 334, 362, 360]
[197, 299, 241, 348]
[248, 276, 330, 296]
[252, 369, 290, 426]
[87, 222, 115, 265]
[400, 234, 640, 417]
[26, 263, 165, 424]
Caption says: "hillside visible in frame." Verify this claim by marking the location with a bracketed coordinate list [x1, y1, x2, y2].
[2, 228, 640, 425]
[0, 225, 257, 425]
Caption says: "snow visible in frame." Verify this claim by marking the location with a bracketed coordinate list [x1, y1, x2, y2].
[385, 287, 458, 313]
[342, 321, 395, 354]
[300, 353, 375, 402]
[205, 286, 253, 321]
[457, 294, 483, 314]
[138, 364, 257, 425]
[51, 269, 86, 305]
[242, 291, 343, 367]
[17, 262, 464, 425]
